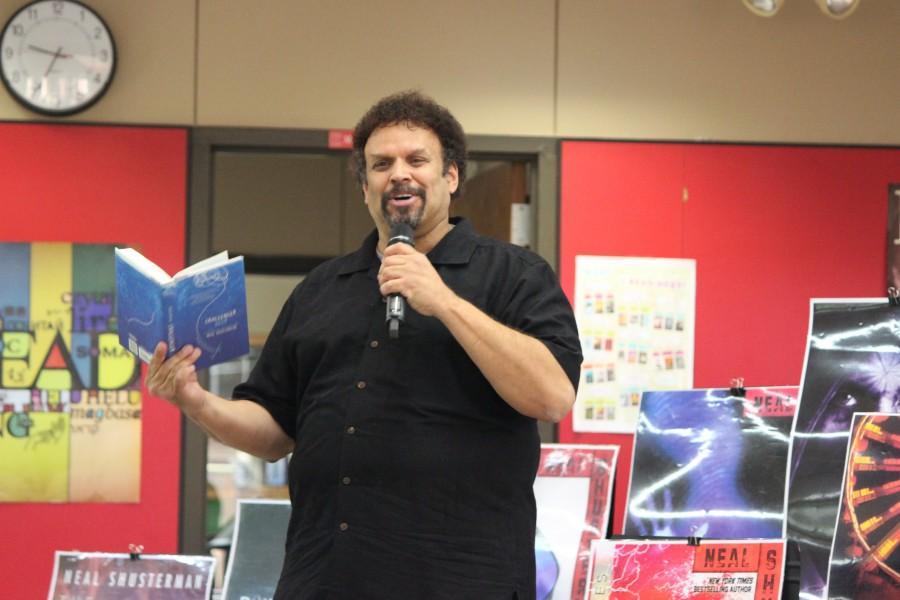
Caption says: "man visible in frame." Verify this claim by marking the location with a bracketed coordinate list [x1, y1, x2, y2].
[148, 91, 582, 599]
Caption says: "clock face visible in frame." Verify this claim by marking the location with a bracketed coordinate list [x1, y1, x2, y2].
[0, 0, 116, 116]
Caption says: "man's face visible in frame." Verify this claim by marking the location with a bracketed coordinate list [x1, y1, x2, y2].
[362, 122, 458, 239]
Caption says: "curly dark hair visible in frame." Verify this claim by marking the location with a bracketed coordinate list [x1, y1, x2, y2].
[352, 90, 467, 199]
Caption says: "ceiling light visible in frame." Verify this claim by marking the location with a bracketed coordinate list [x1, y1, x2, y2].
[742, 0, 785, 17]
[815, 0, 861, 19]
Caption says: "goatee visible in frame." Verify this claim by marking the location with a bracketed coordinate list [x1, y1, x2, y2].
[382, 184, 426, 229]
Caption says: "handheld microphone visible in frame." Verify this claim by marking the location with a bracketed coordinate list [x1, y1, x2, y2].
[385, 222, 415, 339]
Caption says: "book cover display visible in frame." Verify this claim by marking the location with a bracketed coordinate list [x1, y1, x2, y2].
[0, 242, 141, 503]
[585, 539, 786, 600]
[786, 299, 899, 599]
[572, 256, 695, 433]
[535, 444, 619, 600]
[115, 248, 249, 370]
[826, 413, 900, 600]
[47, 551, 215, 599]
[625, 386, 798, 540]
[221, 499, 291, 600]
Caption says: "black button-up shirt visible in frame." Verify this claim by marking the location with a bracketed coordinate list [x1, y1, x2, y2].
[234, 218, 582, 600]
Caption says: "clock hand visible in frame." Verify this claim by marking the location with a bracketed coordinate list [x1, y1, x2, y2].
[43, 47, 64, 77]
[28, 44, 72, 58]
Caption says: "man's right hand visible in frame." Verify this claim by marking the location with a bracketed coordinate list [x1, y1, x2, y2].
[146, 342, 207, 417]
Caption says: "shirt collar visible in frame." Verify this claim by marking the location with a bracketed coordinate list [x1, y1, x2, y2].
[336, 216, 476, 275]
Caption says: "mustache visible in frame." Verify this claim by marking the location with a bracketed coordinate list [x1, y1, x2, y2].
[381, 184, 427, 204]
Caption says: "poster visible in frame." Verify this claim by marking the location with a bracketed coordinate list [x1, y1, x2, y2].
[221, 499, 291, 600]
[572, 256, 695, 433]
[0, 243, 141, 503]
[887, 184, 900, 290]
[47, 551, 214, 599]
[625, 386, 797, 540]
[786, 299, 899, 599]
[585, 539, 786, 600]
[826, 413, 900, 600]
[535, 444, 619, 600]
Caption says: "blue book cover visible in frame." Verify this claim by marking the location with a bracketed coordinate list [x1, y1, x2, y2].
[115, 248, 250, 369]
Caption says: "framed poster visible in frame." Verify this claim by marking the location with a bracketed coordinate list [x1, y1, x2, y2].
[786, 299, 899, 599]
[826, 413, 900, 600]
[625, 386, 797, 540]
[47, 551, 214, 599]
[535, 444, 619, 600]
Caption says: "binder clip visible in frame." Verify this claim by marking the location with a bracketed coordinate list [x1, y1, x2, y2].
[729, 377, 746, 398]
[687, 536, 702, 546]
[128, 543, 143, 561]
[889, 287, 900, 307]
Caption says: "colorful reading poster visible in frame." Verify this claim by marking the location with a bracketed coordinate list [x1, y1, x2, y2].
[786, 299, 898, 599]
[221, 499, 291, 600]
[535, 444, 619, 600]
[48, 551, 214, 599]
[0, 242, 141, 503]
[572, 256, 695, 433]
[585, 539, 786, 600]
[625, 386, 797, 540]
[827, 413, 900, 600]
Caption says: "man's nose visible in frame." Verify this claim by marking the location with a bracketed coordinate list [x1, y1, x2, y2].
[389, 162, 411, 182]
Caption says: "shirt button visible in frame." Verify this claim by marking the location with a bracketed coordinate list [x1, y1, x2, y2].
[356, 381, 367, 390]
[339, 522, 349, 531]
[346, 426, 356, 435]
[369, 340, 379, 349]
[342, 476, 351, 485]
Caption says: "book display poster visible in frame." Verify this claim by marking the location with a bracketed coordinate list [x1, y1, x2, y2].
[572, 256, 695, 433]
[0, 242, 141, 503]
[786, 299, 899, 599]
[585, 539, 786, 599]
[625, 386, 797, 540]
[48, 551, 214, 599]
[889, 184, 900, 291]
[535, 444, 619, 600]
[826, 413, 900, 600]
[221, 499, 292, 600]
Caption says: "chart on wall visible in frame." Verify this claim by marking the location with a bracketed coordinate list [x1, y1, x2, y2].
[826, 413, 900, 600]
[572, 256, 695, 433]
[534, 444, 618, 600]
[786, 299, 899, 599]
[0, 242, 141, 503]
[625, 386, 797, 540]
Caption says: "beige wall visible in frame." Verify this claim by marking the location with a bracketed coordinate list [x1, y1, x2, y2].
[1, 0, 897, 143]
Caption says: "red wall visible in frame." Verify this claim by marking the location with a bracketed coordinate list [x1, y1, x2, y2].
[558, 141, 900, 534]
[0, 123, 187, 599]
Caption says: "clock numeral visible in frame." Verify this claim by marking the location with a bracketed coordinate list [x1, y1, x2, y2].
[52, 2, 64, 16]
[99, 49, 109, 62]
[27, 7, 38, 20]
[10, 71, 20, 83]
[94, 26, 102, 40]
[11, 24, 24, 36]
[93, 73, 101, 84]
[3, 47, 13, 60]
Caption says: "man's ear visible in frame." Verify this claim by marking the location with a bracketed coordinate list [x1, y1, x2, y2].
[445, 163, 459, 195]
[362, 181, 369, 200]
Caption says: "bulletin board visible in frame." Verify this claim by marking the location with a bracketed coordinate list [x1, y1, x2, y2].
[0, 123, 187, 599]
[558, 140, 900, 534]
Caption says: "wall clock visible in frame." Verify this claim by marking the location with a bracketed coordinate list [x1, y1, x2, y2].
[0, 0, 116, 116]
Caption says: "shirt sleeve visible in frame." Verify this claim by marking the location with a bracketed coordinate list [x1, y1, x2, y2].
[498, 259, 583, 391]
[231, 283, 302, 439]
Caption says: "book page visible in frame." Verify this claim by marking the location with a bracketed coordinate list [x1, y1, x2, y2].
[115, 247, 172, 284]
[174, 250, 230, 280]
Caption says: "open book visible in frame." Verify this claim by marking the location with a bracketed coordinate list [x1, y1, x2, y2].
[115, 248, 250, 369]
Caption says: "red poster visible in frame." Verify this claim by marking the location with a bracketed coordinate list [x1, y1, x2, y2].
[586, 539, 786, 600]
